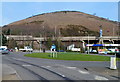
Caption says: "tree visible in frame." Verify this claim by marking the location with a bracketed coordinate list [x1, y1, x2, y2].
[7, 38, 17, 49]
[2, 34, 7, 46]
[46, 37, 53, 49]
[5, 28, 11, 35]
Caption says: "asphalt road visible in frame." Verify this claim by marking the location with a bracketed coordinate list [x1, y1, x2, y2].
[2, 52, 119, 81]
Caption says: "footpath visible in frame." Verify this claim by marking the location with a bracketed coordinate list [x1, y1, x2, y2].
[2, 64, 20, 81]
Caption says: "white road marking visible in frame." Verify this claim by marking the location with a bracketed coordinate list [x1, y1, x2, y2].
[12, 58, 24, 60]
[94, 75, 108, 80]
[41, 66, 51, 68]
[45, 66, 51, 68]
[22, 65, 32, 67]
[78, 70, 90, 74]
[56, 64, 77, 70]
[66, 67, 77, 70]
[41, 65, 66, 78]
[41, 66, 45, 68]
[56, 64, 66, 67]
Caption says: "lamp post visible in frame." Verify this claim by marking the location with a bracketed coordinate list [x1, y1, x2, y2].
[87, 34, 89, 54]
[39, 34, 42, 52]
[43, 25, 45, 52]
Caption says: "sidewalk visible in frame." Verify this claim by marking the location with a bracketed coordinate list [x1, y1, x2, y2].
[87, 67, 119, 80]
[2, 64, 20, 80]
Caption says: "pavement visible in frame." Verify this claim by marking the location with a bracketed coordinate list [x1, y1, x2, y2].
[2, 64, 20, 80]
[84, 67, 119, 79]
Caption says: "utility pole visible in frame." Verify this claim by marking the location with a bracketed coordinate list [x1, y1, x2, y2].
[39, 34, 42, 52]
[54, 26, 56, 45]
[58, 28, 61, 51]
[43, 25, 46, 52]
[87, 34, 89, 54]
[55, 26, 57, 37]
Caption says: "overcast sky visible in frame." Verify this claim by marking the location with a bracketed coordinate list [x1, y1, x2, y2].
[1, 2, 118, 26]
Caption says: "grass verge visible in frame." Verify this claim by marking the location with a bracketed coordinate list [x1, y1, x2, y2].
[24, 52, 120, 61]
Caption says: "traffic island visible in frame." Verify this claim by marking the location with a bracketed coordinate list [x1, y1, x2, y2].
[24, 52, 120, 61]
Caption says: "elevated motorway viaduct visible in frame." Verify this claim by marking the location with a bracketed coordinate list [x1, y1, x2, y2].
[6, 35, 120, 49]
[6, 35, 120, 42]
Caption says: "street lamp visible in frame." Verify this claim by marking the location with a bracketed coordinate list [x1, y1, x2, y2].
[87, 34, 89, 54]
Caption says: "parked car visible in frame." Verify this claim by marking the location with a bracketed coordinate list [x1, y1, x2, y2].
[8, 49, 14, 52]
[0, 48, 5, 53]
[107, 48, 119, 53]
[0, 48, 9, 54]
[116, 51, 120, 58]
[19, 46, 33, 52]
[85, 49, 97, 53]
[56, 50, 64, 52]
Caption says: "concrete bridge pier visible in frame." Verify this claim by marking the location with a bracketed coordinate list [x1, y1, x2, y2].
[37, 40, 43, 52]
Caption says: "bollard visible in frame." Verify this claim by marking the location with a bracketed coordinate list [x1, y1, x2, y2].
[43, 49, 45, 53]
[110, 56, 117, 70]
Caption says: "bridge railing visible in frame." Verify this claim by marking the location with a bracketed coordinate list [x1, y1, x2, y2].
[6, 35, 120, 41]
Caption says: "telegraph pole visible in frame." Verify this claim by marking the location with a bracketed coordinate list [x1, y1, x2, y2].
[58, 28, 61, 51]
[39, 34, 41, 52]
[55, 26, 57, 38]
[87, 34, 89, 54]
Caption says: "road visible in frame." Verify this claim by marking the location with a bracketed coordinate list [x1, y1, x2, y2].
[2, 52, 119, 81]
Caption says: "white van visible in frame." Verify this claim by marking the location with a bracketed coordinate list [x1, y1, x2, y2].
[0, 46, 7, 49]
[0, 46, 9, 54]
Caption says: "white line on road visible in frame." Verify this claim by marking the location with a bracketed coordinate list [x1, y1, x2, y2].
[66, 67, 77, 70]
[78, 70, 89, 74]
[12, 58, 24, 61]
[94, 75, 108, 80]
[22, 65, 32, 67]
[45, 66, 51, 68]
[41, 66, 51, 68]
[56, 64, 77, 70]
[41, 65, 66, 78]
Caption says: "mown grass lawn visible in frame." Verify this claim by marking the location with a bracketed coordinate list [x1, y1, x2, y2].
[24, 52, 120, 61]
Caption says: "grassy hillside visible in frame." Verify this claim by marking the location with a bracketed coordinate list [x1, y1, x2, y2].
[2, 11, 118, 37]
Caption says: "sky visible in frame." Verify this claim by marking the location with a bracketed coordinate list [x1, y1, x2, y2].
[1, 2, 118, 26]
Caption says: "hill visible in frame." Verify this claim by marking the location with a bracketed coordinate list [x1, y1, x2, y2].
[2, 11, 118, 37]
